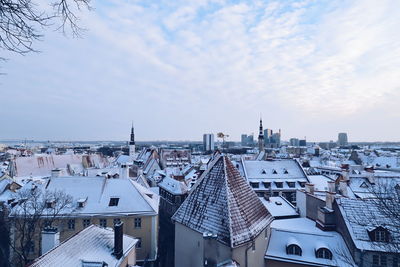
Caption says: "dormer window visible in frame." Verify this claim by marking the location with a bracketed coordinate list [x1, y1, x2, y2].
[368, 226, 390, 242]
[287, 182, 295, 188]
[272, 169, 277, 174]
[45, 199, 55, 209]
[261, 169, 267, 174]
[250, 182, 259, 188]
[283, 169, 289, 174]
[263, 182, 271, 188]
[77, 197, 87, 208]
[299, 182, 306, 188]
[316, 248, 332, 260]
[286, 244, 302, 256]
[360, 182, 369, 188]
[275, 182, 283, 188]
[109, 197, 120, 207]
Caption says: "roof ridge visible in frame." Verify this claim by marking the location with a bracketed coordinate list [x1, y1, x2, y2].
[223, 156, 235, 247]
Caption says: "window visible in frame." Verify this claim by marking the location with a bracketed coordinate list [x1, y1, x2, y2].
[113, 218, 121, 225]
[250, 182, 259, 188]
[99, 219, 107, 228]
[299, 182, 306, 188]
[134, 217, 142, 228]
[375, 230, 387, 242]
[287, 182, 295, 188]
[275, 182, 283, 188]
[109, 197, 120, 206]
[373, 255, 387, 267]
[287, 244, 302, 256]
[263, 182, 271, 188]
[83, 219, 91, 228]
[137, 237, 142, 248]
[393, 257, 399, 267]
[284, 169, 289, 174]
[46, 200, 55, 209]
[44, 220, 52, 228]
[316, 248, 332, 260]
[272, 169, 278, 174]
[67, 219, 75, 230]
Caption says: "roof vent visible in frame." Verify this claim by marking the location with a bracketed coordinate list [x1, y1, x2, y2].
[275, 201, 282, 205]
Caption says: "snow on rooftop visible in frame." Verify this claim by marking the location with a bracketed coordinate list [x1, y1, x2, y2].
[243, 159, 307, 181]
[173, 155, 273, 247]
[259, 196, 298, 218]
[13, 176, 158, 217]
[266, 218, 355, 267]
[29, 225, 138, 267]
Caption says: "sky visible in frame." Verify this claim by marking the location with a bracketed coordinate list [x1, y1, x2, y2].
[1, 0, 400, 142]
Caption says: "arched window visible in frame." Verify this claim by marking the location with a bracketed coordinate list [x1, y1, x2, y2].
[287, 244, 302, 256]
[316, 248, 332, 260]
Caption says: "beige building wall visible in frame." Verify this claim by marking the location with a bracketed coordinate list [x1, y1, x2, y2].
[175, 222, 269, 267]
[266, 259, 310, 267]
[232, 228, 268, 267]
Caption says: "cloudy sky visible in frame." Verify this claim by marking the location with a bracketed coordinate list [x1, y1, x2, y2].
[1, 0, 399, 142]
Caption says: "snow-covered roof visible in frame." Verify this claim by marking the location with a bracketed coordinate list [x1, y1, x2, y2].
[158, 176, 188, 195]
[172, 155, 273, 247]
[243, 159, 307, 181]
[12, 176, 158, 217]
[307, 175, 335, 192]
[259, 196, 298, 218]
[266, 218, 355, 267]
[29, 225, 138, 267]
[12, 154, 110, 177]
[337, 198, 400, 252]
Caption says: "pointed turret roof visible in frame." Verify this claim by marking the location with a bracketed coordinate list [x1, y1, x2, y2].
[172, 155, 273, 247]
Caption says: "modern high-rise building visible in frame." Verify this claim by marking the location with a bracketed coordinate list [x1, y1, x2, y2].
[264, 129, 273, 144]
[290, 138, 299, 146]
[241, 134, 254, 147]
[203, 134, 215, 152]
[338, 133, 348, 146]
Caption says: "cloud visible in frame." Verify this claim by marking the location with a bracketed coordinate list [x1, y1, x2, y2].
[0, 0, 399, 141]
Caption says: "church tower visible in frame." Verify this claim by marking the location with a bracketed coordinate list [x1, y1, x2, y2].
[129, 123, 135, 157]
[258, 118, 265, 152]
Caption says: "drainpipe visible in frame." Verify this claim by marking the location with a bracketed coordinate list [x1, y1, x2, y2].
[245, 239, 254, 267]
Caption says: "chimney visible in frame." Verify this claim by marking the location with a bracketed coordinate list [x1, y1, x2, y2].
[41, 227, 60, 255]
[366, 172, 375, 184]
[305, 183, 315, 195]
[114, 222, 123, 259]
[119, 164, 129, 179]
[339, 181, 348, 197]
[327, 181, 335, 193]
[325, 192, 335, 209]
[342, 170, 350, 181]
[203, 232, 218, 267]
[51, 169, 61, 178]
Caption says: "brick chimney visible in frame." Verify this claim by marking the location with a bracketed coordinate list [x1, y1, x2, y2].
[114, 222, 123, 259]
[305, 183, 315, 195]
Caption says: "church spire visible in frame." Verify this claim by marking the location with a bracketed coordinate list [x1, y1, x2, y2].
[258, 116, 264, 152]
[129, 123, 135, 157]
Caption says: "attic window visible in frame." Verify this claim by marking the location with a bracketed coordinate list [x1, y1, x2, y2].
[272, 169, 277, 174]
[360, 182, 369, 188]
[316, 248, 332, 260]
[77, 198, 87, 208]
[368, 227, 390, 242]
[45, 200, 55, 209]
[261, 169, 267, 174]
[250, 182, 259, 188]
[263, 182, 271, 188]
[109, 197, 120, 207]
[284, 169, 289, 174]
[287, 182, 295, 188]
[275, 182, 283, 188]
[287, 244, 302, 256]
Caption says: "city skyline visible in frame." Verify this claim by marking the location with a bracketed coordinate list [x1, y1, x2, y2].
[1, 0, 400, 141]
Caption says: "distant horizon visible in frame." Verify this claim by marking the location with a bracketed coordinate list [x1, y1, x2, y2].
[1, 138, 400, 144]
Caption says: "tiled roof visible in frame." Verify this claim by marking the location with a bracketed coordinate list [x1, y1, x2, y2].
[338, 198, 400, 252]
[29, 225, 137, 267]
[172, 155, 273, 247]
